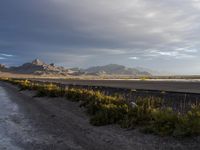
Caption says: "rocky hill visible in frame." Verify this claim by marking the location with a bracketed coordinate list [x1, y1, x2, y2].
[9, 59, 73, 76]
[0, 64, 7, 72]
[84, 64, 151, 76]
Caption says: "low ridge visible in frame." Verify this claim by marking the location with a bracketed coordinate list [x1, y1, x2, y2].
[0, 59, 151, 76]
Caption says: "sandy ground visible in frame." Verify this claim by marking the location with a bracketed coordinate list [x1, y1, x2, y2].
[0, 82, 200, 150]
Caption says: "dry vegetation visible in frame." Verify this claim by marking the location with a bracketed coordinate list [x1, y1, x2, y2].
[1, 78, 200, 137]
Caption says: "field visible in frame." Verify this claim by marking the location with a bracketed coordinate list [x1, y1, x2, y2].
[1, 71, 200, 93]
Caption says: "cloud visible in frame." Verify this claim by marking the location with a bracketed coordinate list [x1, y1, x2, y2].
[0, 0, 200, 73]
[144, 49, 196, 59]
[43, 52, 94, 67]
[129, 57, 139, 60]
[93, 48, 126, 55]
[0, 57, 6, 60]
[0, 53, 13, 57]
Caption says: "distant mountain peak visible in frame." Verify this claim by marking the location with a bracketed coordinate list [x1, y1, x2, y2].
[84, 64, 151, 76]
[0, 64, 8, 72]
[8, 59, 76, 76]
[31, 59, 45, 66]
[0, 64, 6, 68]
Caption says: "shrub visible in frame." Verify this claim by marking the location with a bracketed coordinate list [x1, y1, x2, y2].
[173, 105, 200, 137]
[121, 97, 163, 128]
[90, 103, 129, 126]
[144, 108, 178, 136]
[65, 88, 84, 102]
[35, 83, 65, 97]
[143, 105, 200, 137]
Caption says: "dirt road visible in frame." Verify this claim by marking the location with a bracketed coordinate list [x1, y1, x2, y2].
[0, 82, 199, 150]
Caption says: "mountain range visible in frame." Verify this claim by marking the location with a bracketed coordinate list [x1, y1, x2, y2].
[0, 59, 151, 76]
[84, 64, 151, 76]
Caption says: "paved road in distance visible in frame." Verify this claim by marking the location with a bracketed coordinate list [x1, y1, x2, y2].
[33, 79, 200, 94]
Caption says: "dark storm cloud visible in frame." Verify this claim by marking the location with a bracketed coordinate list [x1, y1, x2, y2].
[0, 0, 200, 73]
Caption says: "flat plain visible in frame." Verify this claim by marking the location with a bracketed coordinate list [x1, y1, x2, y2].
[32, 78, 200, 94]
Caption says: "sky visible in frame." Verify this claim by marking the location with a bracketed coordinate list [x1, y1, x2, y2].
[0, 0, 200, 74]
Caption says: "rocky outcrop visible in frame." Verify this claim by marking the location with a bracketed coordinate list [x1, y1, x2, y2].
[0, 64, 7, 72]
[9, 59, 72, 76]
